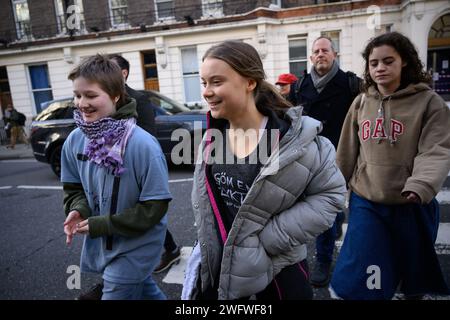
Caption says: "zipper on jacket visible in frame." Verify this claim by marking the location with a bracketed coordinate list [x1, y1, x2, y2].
[197, 159, 218, 289]
[376, 95, 394, 145]
[376, 98, 386, 144]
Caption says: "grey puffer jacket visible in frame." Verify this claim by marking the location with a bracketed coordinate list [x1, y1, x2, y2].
[191, 106, 346, 300]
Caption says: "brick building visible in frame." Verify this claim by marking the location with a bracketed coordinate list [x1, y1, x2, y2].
[0, 0, 449, 123]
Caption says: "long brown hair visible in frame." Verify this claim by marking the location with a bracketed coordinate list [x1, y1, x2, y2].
[362, 32, 431, 92]
[203, 41, 292, 116]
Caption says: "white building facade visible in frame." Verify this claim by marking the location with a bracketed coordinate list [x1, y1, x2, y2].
[0, 0, 449, 123]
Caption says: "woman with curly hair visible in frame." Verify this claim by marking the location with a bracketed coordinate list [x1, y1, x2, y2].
[330, 32, 450, 299]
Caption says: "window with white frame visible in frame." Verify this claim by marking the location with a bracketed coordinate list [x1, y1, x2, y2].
[12, 0, 31, 40]
[54, 0, 66, 33]
[202, 0, 223, 18]
[72, 0, 86, 33]
[375, 24, 393, 36]
[155, 0, 174, 20]
[181, 47, 201, 104]
[109, 0, 128, 27]
[321, 30, 340, 63]
[270, 0, 281, 7]
[55, 0, 86, 34]
[28, 64, 53, 114]
[288, 37, 308, 78]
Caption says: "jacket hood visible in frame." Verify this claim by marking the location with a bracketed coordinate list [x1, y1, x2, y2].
[112, 97, 138, 120]
[205, 107, 290, 146]
[203, 106, 322, 178]
[367, 82, 431, 100]
[206, 106, 322, 150]
[257, 106, 322, 178]
[282, 106, 322, 149]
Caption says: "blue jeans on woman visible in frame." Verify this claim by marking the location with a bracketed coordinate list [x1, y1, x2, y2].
[330, 192, 449, 300]
[315, 211, 345, 264]
[102, 275, 166, 300]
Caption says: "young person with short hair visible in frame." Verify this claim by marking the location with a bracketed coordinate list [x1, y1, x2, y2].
[62, 54, 170, 300]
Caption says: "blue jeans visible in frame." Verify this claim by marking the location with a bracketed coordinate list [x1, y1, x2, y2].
[315, 211, 344, 263]
[330, 192, 448, 300]
[102, 275, 167, 300]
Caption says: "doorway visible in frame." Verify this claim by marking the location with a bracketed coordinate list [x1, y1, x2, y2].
[428, 13, 450, 101]
[142, 50, 159, 91]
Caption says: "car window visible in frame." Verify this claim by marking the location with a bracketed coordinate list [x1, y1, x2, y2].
[153, 107, 166, 116]
[149, 96, 176, 114]
[142, 91, 190, 115]
[35, 99, 75, 120]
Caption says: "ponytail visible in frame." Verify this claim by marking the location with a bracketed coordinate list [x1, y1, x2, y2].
[255, 81, 292, 117]
[203, 41, 293, 118]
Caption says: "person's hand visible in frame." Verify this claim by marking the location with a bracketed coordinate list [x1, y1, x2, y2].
[76, 219, 89, 235]
[402, 191, 421, 204]
[63, 210, 83, 245]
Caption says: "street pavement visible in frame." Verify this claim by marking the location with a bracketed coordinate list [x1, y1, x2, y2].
[1, 143, 449, 300]
[0, 143, 34, 160]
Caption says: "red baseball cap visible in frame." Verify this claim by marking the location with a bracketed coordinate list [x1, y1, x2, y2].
[276, 73, 298, 85]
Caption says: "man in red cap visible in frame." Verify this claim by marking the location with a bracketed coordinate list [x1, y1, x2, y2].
[276, 73, 298, 98]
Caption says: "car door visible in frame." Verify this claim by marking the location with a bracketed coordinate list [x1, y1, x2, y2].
[153, 107, 186, 158]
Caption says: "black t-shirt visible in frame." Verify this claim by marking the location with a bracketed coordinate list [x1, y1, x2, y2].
[210, 118, 274, 231]
[211, 156, 261, 230]
[200, 111, 290, 299]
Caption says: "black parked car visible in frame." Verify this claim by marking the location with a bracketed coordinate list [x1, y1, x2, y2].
[30, 90, 206, 177]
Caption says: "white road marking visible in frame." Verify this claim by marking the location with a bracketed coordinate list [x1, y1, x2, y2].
[162, 246, 193, 285]
[168, 178, 193, 184]
[336, 223, 450, 255]
[436, 223, 450, 254]
[0, 159, 37, 163]
[17, 185, 63, 190]
[1, 178, 193, 190]
[436, 190, 450, 204]
[159, 223, 450, 286]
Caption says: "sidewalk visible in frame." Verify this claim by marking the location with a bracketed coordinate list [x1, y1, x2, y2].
[0, 143, 34, 160]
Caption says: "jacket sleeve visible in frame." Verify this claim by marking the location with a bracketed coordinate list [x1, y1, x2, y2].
[88, 199, 169, 238]
[259, 137, 347, 255]
[288, 82, 299, 106]
[10, 110, 20, 122]
[63, 182, 91, 219]
[402, 94, 450, 204]
[136, 95, 157, 136]
[336, 94, 362, 183]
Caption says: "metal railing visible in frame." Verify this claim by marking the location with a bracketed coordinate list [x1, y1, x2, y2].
[0, 0, 354, 45]
[15, 21, 32, 40]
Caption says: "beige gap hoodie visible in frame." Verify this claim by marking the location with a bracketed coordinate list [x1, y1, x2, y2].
[337, 83, 450, 204]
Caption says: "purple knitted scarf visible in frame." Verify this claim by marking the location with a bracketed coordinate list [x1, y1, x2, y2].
[74, 109, 136, 176]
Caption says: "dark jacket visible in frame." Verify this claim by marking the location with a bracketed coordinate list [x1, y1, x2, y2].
[289, 69, 360, 149]
[126, 84, 156, 136]
[5, 109, 20, 127]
